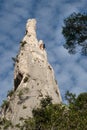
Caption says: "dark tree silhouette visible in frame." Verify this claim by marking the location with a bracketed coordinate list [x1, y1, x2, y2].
[62, 12, 87, 55]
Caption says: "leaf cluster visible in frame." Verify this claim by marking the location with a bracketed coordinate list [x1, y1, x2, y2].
[1, 93, 87, 130]
[21, 93, 87, 130]
[62, 12, 87, 55]
[0, 117, 13, 130]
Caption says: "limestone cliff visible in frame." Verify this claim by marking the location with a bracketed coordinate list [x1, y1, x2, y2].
[1, 19, 62, 128]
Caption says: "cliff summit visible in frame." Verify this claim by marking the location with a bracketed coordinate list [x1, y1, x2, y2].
[0, 19, 62, 129]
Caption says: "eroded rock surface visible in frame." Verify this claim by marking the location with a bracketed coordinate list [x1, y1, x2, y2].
[1, 19, 62, 129]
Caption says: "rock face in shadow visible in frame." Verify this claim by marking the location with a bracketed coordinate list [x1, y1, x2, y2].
[1, 19, 62, 128]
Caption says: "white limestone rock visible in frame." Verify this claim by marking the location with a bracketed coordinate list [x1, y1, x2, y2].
[1, 19, 62, 128]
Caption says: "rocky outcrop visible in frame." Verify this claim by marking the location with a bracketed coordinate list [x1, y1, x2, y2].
[0, 19, 62, 128]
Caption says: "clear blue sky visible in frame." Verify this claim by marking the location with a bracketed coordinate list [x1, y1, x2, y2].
[0, 0, 87, 104]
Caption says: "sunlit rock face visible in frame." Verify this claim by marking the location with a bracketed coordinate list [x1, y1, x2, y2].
[1, 19, 62, 127]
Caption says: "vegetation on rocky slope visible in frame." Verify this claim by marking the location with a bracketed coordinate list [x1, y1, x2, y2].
[19, 92, 87, 130]
[0, 92, 87, 130]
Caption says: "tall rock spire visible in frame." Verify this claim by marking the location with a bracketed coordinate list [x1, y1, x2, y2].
[1, 19, 62, 127]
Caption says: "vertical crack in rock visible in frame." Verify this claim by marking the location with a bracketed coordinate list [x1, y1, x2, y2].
[14, 73, 23, 91]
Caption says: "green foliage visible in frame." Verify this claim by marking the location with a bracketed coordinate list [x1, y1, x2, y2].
[17, 88, 29, 104]
[20, 41, 27, 47]
[17, 87, 29, 99]
[12, 57, 18, 63]
[1, 100, 9, 109]
[74, 92, 87, 111]
[12, 55, 19, 66]
[31, 93, 87, 130]
[15, 117, 35, 130]
[0, 117, 12, 130]
[65, 92, 87, 130]
[1, 93, 87, 130]
[32, 103, 67, 130]
[62, 12, 87, 55]
[23, 76, 29, 83]
[7, 89, 14, 97]
[23, 105, 27, 109]
[23, 87, 29, 93]
[15, 123, 21, 129]
[40, 95, 52, 108]
[65, 90, 76, 104]
[17, 90, 24, 100]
